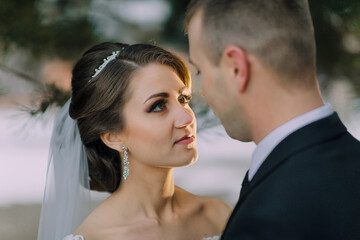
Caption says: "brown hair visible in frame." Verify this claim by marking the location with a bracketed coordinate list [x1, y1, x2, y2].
[69, 42, 190, 193]
[185, 0, 316, 84]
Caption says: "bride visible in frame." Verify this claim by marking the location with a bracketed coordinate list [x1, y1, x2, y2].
[37, 42, 231, 240]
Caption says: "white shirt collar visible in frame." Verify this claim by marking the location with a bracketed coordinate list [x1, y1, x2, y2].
[248, 103, 334, 181]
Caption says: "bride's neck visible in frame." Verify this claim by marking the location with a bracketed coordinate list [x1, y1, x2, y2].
[110, 163, 177, 219]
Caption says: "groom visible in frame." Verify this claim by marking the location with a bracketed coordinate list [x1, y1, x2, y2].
[185, 0, 360, 239]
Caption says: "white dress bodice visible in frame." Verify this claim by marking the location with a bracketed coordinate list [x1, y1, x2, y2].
[63, 234, 221, 240]
[63, 235, 84, 240]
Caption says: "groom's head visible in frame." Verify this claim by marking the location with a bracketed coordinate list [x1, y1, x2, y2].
[186, 0, 320, 142]
[185, 0, 316, 81]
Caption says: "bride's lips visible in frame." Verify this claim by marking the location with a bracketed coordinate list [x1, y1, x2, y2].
[174, 134, 195, 145]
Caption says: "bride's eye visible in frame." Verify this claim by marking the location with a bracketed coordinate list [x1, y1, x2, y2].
[178, 94, 192, 104]
[148, 99, 167, 112]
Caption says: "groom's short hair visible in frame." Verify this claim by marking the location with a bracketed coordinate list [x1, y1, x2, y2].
[185, 0, 316, 84]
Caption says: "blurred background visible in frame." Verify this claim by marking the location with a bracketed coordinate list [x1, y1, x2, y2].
[0, 0, 359, 239]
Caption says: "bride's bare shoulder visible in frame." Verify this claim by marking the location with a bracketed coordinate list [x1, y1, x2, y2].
[203, 197, 232, 229]
[72, 209, 104, 240]
[72, 199, 160, 240]
[72, 200, 126, 240]
[175, 186, 232, 229]
[74, 215, 160, 240]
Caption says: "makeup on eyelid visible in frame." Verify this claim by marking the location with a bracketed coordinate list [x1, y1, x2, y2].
[145, 94, 192, 113]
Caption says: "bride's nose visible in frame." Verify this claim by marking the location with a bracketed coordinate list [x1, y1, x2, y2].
[174, 105, 195, 128]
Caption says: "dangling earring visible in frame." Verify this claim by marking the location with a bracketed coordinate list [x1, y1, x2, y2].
[121, 146, 130, 180]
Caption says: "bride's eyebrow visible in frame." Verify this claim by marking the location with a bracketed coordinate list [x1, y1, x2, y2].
[144, 86, 189, 104]
[178, 86, 189, 94]
[144, 92, 169, 104]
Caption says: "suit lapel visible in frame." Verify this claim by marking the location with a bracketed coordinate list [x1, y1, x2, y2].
[238, 113, 347, 203]
[239, 170, 250, 196]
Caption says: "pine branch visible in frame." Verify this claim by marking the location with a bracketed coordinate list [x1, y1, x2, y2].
[21, 83, 71, 116]
[0, 63, 41, 86]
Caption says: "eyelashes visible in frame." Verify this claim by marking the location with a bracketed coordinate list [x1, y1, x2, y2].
[148, 99, 167, 112]
[147, 94, 192, 113]
[178, 94, 192, 104]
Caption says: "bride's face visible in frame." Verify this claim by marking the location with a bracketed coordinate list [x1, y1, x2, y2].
[121, 63, 198, 168]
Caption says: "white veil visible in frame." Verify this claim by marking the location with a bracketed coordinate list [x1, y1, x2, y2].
[37, 99, 91, 240]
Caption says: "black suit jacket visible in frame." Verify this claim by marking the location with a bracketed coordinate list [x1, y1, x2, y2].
[221, 113, 360, 240]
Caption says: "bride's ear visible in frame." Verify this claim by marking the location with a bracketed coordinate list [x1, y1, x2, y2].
[100, 132, 124, 152]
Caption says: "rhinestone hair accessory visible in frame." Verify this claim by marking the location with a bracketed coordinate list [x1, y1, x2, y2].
[90, 50, 120, 79]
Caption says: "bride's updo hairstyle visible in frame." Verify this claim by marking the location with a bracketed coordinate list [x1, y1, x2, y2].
[69, 42, 190, 193]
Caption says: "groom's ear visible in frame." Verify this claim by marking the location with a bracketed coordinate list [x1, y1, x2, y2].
[223, 45, 249, 93]
[100, 132, 124, 152]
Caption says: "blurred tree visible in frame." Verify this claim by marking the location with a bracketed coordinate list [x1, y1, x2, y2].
[0, 0, 359, 113]
[0, 0, 98, 109]
[0, 0, 359, 80]
[162, 0, 191, 48]
[309, 0, 360, 94]
[0, 0, 99, 59]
